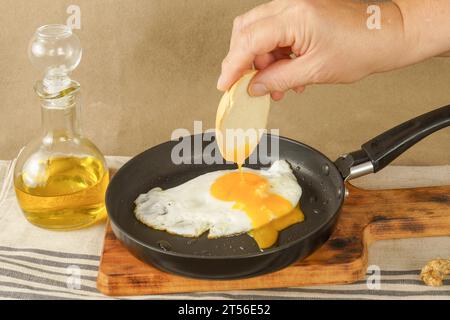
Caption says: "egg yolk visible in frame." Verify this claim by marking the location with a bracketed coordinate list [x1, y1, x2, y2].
[210, 171, 304, 249]
[233, 142, 251, 167]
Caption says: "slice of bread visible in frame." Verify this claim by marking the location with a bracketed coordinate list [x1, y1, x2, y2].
[216, 70, 271, 165]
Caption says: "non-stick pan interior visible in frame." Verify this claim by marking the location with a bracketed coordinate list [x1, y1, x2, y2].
[106, 133, 345, 258]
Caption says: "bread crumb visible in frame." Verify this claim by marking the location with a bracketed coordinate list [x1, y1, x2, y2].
[420, 258, 450, 287]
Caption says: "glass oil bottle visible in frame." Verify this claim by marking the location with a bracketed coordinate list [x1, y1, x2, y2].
[14, 25, 109, 230]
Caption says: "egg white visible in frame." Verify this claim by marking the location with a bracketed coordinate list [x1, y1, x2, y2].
[134, 160, 302, 238]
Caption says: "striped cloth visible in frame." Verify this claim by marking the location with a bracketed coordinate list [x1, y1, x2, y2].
[0, 157, 449, 300]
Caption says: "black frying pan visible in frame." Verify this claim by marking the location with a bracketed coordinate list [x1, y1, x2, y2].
[106, 105, 449, 279]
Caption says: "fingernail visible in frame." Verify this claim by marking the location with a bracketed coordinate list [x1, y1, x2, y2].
[249, 83, 268, 96]
[217, 75, 226, 90]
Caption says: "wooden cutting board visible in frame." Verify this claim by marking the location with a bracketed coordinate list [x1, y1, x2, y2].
[97, 183, 450, 296]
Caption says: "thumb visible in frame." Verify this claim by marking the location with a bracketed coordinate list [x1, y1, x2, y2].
[249, 57, 314, 96]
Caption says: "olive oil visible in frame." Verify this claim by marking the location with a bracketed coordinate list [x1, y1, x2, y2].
[14, 25, 109, 230]
[15, 156, 109, 230]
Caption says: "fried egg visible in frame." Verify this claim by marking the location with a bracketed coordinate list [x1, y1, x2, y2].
[134, 160, 304, 249]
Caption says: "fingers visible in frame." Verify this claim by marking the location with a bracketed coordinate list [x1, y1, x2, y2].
[254, 53, 276, 70]
[218, 16, 290, 91]
[270, 91, 285, 101]
[254, 47, 292, 71]
[293, 86, 306, 93]
[230, 0, 291, 51]
[249, 56, 313, 95]
[231, 1, 282, 36]
[254, 48, 301, 100]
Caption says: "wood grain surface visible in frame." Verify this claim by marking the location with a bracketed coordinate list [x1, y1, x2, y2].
[97, 183, 450, 296]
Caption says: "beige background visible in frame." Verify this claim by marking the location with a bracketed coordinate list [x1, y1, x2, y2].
[0, 0, 449, 165]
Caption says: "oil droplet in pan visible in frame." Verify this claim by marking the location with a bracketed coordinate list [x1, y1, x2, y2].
[321, 164, 330, 176]
[186, 238, 198, 245]
[157, 240, 172, 252]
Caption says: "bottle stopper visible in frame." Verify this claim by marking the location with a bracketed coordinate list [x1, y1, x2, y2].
[28, 24, 82, 94]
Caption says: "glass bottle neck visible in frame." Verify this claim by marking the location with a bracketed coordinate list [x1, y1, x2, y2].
[40, 94, 81, 138]
[36, 80, 82, 139]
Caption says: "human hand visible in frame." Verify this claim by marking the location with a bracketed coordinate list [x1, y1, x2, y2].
[217, 0, 407, 100]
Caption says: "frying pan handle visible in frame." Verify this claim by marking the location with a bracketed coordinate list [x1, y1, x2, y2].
[335, 104, 450, 180]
